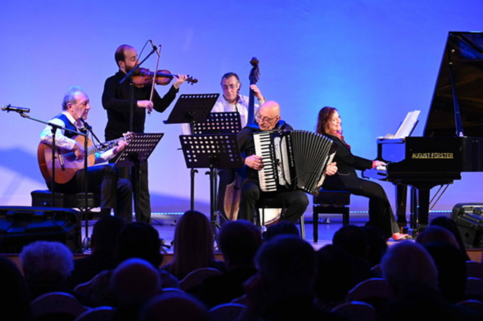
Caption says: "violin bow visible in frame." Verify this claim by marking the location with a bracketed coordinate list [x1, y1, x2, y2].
[149, 43, 162, 114]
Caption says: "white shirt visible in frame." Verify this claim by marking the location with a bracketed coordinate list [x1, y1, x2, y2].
[211, 94, 260, 129]
[40, 112, 115, 163]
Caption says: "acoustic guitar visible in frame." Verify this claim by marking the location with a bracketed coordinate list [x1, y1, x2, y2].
[37, 133, 133, 184]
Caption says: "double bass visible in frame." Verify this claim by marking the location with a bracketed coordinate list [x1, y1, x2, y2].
[223, 58, 261, 221]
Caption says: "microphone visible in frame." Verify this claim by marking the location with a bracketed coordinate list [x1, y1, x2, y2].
[2, 104, 30, 113]
[149, 40, 161, 56]
[80, 118, 92, 130]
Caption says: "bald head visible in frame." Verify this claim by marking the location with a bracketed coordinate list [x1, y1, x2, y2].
[257, 100, 281, 131]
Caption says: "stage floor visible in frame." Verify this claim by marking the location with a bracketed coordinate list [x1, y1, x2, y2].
[76, 211, 482, 262]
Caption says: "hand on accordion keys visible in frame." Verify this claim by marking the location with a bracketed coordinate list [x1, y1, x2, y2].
[325, 162, 337, 176]
[246, 155, 264, 170]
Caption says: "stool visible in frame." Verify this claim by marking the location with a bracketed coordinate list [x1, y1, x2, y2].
[256, 197, 306, 239]
[31, 190, 101, 219]
[313, 189, 351, 242]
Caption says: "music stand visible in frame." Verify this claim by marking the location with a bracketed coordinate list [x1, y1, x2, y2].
[164, 94, 220, 210]
[192, 112, 242, 135]
[115, 133, 164, 222]
[179, 134, 243, 235]
[164, 94, 220, 127]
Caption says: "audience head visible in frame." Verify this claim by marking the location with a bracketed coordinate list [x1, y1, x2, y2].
[255, 235, 315, 299]
[171, 210, 215, 278]
[263, 220, 300, 241]
[91, 215, 125, 253]
[332, 225, 368, 258]
[114, 222, 163, 268]
[415, 225, 459, 249]
[314, 244, 354, 304]
[430, 216, 470, 260]
[424, 241, 467, 303]
[217, 220, 262, 269]
[138, 291, 209, 321]
[0, 256, 34, 321]
[110, 258, 161, 307]
[381, 241, 438, 296]
[20, 241, 74, 285]
[361, 225, 388, 267]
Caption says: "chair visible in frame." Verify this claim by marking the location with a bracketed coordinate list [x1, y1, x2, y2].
[31, 291, 89, 321]
[256, 196, 306, 239]
[73, 307, 116, 321]
[456, 299, 483, 317]
[74, 273, 101, 296]
[466, 260, 483, 280]
[31, 189, 101, 219]
[179, 267, 222, 293]
[331, 301, 376, 321]
[370, 263, 382, 276]
[346, 278, 390, 312]
[466, 277, 483, 301]
[209, 303, 246, 321]
[313, 188, 350, 242]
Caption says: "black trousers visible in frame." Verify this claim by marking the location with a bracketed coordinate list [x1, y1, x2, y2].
[346, 179, 399, 238]
[53, 164, 132, 222]
[116, 162, 151, 223]
[238, 181, 309, 224]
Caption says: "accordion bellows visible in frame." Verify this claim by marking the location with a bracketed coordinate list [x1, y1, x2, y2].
[254, 130, 336, 195]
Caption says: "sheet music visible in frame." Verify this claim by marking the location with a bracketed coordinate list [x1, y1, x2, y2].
[381, 110, 420, 139]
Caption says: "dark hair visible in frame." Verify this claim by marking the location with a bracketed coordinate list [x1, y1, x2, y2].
[91, 215, 125, 252]
[115, 44, 134, 67]
[217, 220, 262, 267]
[316, 106, 338, 135]
[169, 210, 215, 278]
[114, 222, 163, 268]
[263, 220, 300, 241]
[221, 72, 240, 84]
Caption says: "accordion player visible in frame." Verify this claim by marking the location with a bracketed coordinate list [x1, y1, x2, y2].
[253, 129, 337, 195]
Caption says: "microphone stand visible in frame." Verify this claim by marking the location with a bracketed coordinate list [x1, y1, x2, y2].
[119, 46, 157, 220]
[78, 124, 91, 250]
[13, 112, 86, 210]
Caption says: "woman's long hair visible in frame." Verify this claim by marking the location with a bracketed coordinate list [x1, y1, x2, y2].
[316, 106, 348, 146]
[316, 106, 339, 136]
[170, 210, 215, 279]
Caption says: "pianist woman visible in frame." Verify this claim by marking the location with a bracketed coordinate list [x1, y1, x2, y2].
[316, 106, 410, 241]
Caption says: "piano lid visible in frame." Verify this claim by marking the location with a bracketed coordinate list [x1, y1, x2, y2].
[424, 31, 483, 137]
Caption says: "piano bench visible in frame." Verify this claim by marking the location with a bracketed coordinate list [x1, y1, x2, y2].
[313, 189, 351, 243]
[31, 190, 101, 220]
[256, 197, 306, 240]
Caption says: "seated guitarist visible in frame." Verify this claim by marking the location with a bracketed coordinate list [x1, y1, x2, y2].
[39, 86, 132, 221]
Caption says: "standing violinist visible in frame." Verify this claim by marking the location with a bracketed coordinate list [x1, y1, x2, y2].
[102, 44, 188, 223]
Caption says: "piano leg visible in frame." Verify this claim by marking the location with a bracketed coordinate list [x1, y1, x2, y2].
[395, 184, 408, 229]
[409, 186, 430, 234]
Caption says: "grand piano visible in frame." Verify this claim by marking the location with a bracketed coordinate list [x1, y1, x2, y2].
[364, 31, 483, 234]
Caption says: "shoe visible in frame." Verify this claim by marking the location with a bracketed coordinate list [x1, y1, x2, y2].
[392, 233, 411, 241]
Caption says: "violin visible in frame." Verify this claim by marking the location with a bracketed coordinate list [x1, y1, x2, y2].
[132, 68, 198, 87]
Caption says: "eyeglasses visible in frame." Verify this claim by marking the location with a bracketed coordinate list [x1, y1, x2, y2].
[256, 113, 278, 123]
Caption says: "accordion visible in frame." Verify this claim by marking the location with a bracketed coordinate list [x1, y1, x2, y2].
[253, 130, 336, 195]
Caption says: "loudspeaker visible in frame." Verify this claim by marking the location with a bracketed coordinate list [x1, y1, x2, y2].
[451, 203, 483, 249]
[0, 206, 82, 253]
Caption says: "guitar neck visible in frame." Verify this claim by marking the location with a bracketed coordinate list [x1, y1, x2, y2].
[88, 138, 121, 155]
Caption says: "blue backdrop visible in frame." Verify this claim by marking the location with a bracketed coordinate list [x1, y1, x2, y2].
[1, 0, 482, 214]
